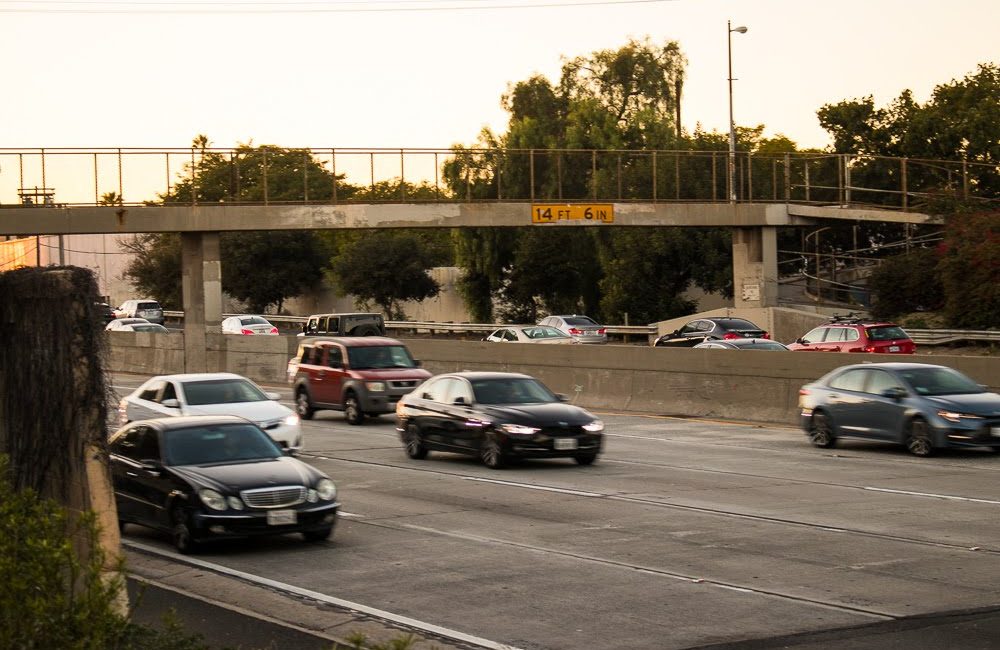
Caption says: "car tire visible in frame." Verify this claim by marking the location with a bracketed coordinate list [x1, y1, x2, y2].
[575, 453, 598, 466]
[302, 526, 334, 543]
[905, 417, 935, 457]
[808, 412, 837, 449]
[480, 431, 506, 469]
[404, 423, 429, 459]
[344, 393, 365, 425]
[171, 506, 200, 554]
[295, 388, 316, 421]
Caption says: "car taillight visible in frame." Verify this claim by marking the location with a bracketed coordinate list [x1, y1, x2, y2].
[798, 388, 810, 396]
[762, 332, 770, 339]
[568, 328, 583, 335]
[597, 328, 606, 335]
[723, 332, 740, 339]
[241, 328, 254, 335]
[269, 327, 279, 334]
[863, 344, 877, 353]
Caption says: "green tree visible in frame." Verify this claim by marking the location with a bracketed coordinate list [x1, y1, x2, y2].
[938, 209, 1000, 328]
[120, 233, 183, 309]
[221, 231, 331, 313]
[867, 248, 944, 320]
[326, 231, 442, 319]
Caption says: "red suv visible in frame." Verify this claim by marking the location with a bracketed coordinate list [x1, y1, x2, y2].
[787, 315, 916, 354]
[290, 337, 431, 425]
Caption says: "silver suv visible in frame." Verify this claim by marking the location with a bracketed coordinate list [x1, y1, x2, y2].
[114, 299, 164, 325]
[537, 315, 607, 344]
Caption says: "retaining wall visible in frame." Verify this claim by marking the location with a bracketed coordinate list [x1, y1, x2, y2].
[108, 335, 1000, 426]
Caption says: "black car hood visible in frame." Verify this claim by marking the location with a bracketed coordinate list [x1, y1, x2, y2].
[480, 402, 597, 426]
[169, 457, 322, 493]
[925, 393, 1000, 417]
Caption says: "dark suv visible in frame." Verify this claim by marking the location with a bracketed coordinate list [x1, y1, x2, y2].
[299, 313, 385, 338]
[290, 337, 431, 425]
[787, 314, 916, 354]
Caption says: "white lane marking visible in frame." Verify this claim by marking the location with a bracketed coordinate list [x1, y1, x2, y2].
[864, 487, 1000, 505]
[337, 511, 365, 518]
[463, 477, 604, 498]
[123, 540, 524, 650]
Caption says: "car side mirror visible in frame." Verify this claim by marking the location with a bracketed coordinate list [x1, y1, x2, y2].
[413, 359, 422, 367]
[882, 387, 907, 400]
[422, 392, 432, 400]
[796, 338, 805, 344]
[265, 391, 281, 400]
[453, 396, 467, 406]
[555, 393, 569, 402]
[161, 398, 180, 408]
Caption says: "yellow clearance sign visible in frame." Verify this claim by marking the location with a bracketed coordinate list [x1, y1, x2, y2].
[531, 204, 614, 224]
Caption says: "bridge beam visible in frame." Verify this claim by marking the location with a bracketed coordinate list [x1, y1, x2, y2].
[180, 232, 222, 372]
[732, 226, 778, 308]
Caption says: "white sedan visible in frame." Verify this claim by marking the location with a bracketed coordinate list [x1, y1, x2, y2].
[222, 315, 279, 335]
[118, 372, 302, 453]
[106, 318, 150, 331]
[484, 325, 578, 344]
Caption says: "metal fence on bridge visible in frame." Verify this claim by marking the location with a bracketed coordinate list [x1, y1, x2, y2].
[2, 147, 995, 211]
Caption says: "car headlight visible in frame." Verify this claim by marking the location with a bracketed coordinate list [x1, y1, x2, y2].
[937, 410, 983, 423]
[284, 414, 300, 426]
[227, 496, 244, 510]
[315, 478, 336, 501]
[499, 423, 540, 435]
[366, 381, 386, 392]
[583, 420, 605, 433]
[198, 488, 228, 511]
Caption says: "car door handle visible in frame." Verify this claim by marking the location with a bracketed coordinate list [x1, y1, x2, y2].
[126, 471, 138, 477]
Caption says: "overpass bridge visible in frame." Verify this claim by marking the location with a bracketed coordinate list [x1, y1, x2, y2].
[2, 146, 990, 373]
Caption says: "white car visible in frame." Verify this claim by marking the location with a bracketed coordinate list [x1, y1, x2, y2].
[222, 315, 279, 335]
[106, 318, 151, 331]
[484, 325, 578, 344]
[118, 372, 303, 453]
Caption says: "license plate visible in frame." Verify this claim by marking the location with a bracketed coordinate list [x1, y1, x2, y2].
[553, 438, 578, 450]
[888, 345, 900, 352]
[267, 510, 297, 526]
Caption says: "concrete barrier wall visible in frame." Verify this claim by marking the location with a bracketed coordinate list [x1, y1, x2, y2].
[108, 335, 1000, 426]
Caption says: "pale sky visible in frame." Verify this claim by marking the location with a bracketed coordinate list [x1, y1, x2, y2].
[1, 0, 997, 154]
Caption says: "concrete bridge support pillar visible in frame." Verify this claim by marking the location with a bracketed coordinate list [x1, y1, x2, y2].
[181, 232, 223, 372]
[732, 226, 778, 308]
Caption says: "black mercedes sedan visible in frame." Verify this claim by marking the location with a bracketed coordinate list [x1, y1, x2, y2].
[395, 371, 604, 469]
[109, 415, 339, 553]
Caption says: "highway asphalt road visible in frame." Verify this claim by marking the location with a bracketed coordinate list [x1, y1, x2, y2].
[111, 373, 1000, 650]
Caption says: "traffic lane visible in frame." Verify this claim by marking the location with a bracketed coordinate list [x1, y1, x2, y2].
[123, 419, 1000, 648]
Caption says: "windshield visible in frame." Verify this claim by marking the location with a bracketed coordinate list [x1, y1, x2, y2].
[347, 345, 416, 369]
[472, 378, 557, 404]
[523, 326, 568, 339]
[163, 423, 282, 465]
[897, 367, 983, 396]
[182, 378, 269, 405]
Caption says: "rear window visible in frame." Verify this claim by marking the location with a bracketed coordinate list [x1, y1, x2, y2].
[240, 316, 270, 325]
[716, 319, 758, 329]
[137, 302, 161, 310]
[563, 316, 598, 326]
[867, 326, 909, 341]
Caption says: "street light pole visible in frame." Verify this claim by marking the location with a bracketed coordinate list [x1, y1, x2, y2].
[727, 20, 747, 204]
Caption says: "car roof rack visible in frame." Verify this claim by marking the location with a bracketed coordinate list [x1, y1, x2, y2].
[827, 312, 874, 324]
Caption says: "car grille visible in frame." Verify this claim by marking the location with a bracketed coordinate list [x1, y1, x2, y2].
[389, 380, 419, 389]
[240, 486, 306, 508]
[537, 425, 585, 437]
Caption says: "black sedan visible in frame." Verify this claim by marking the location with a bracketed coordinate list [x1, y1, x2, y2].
[653, 317, 768, 347]
[799, 362, 1000, 457]
[109, 415, 339, 552]
[396, 371, 605, 469]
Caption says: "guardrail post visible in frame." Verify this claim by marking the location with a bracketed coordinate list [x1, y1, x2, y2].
[804, 159, 810, 203]
[844, 154, 852, 206]
[901, 157, 908, 211]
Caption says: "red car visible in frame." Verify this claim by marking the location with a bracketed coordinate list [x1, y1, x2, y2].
[788, 315, 916, 354]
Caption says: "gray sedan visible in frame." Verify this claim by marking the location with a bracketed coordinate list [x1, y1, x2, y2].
[799, 362, 1000, 456]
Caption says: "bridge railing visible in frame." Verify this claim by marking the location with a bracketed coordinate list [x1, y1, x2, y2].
[161, 311, 996, 347]
[2, 147, 995, 211]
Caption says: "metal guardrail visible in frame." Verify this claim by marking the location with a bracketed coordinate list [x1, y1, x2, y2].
[162, 312, 996, 346]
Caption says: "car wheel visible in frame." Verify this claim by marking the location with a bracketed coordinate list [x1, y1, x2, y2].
[905, 418, 935, 457]
[808, 412, 837, 449]
[295, 389, 315, 421]
[480, 431, 506, 469]
[302, 526, 333, 543]
[344, 393, 365, 425]
[575, 453, 598, 466]
[171, 506, 200, 554]
[404, 422, 428, 459]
